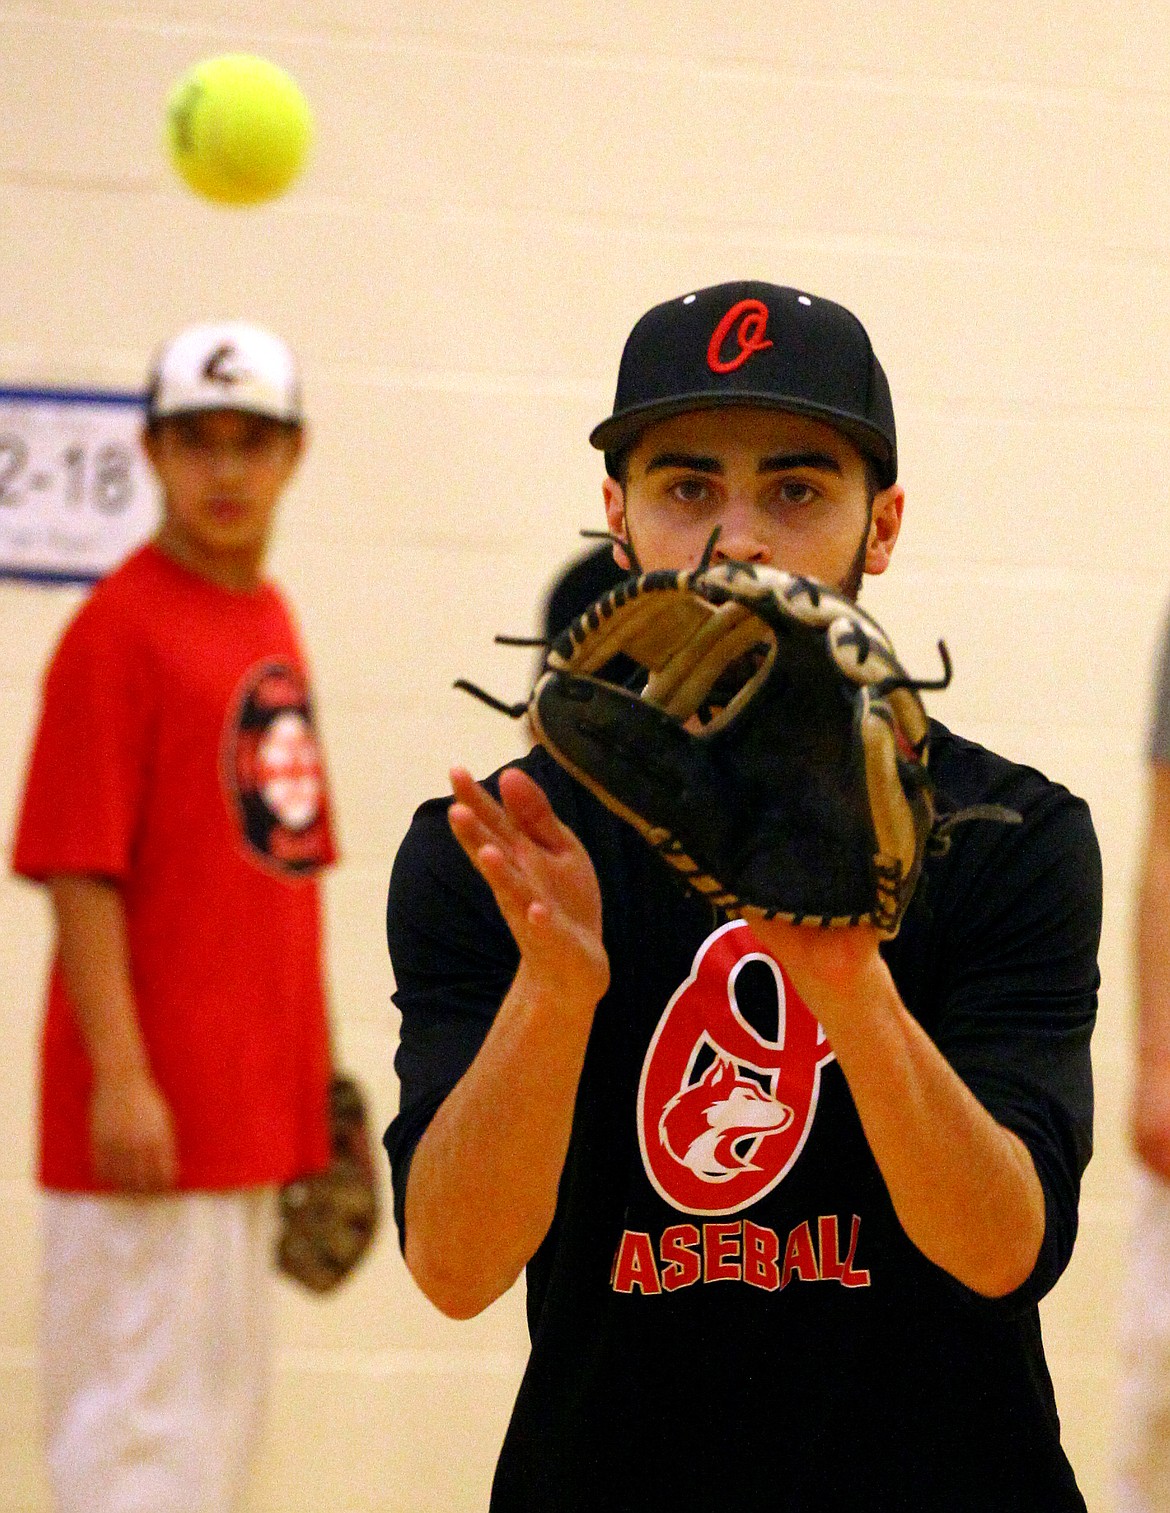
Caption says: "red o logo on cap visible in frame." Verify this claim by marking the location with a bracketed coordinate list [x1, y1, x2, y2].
[707, 298, 774, 374]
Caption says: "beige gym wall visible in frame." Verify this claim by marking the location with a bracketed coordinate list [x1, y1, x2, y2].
[0, 4, 1163, 1509]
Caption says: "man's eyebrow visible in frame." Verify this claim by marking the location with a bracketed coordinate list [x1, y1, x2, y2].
[643, 452, 722, 475]
[759, 451, 843, 475]
[642, 449, 845, 476]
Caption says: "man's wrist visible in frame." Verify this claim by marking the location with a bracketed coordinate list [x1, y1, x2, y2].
[749, 918, 890, 1028]
[513, 959, 604, 1025]
[809, 949, 900, 1043]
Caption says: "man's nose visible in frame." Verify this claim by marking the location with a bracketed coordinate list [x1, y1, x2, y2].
[711, 505, 770, 565]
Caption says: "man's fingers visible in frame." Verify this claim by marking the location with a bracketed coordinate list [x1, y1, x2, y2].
[449, 793, 556, 930]
[449, 764, 604, 986]
[449, 807, 539, 909]
[472, 843, 545, 925]
[450, 767, 513, 837]
[454, 832, 585, 963]
[498, 767, 570, 851]
[447, 802, 543, 914]
[451, 765, 569, 858]
[448, 802, 496, 861]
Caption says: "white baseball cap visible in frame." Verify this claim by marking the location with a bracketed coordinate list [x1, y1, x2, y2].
[146, 321, 303, 425]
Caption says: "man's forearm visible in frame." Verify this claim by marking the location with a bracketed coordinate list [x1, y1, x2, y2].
[826, 959, 1044, 1296]
[404, 961, 600, 1319]
[752, 924, 1045, 1298]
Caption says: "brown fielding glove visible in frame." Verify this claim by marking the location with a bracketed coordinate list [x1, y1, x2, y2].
[529, 561, 941, 937]
[277, 1074, 379, 1294]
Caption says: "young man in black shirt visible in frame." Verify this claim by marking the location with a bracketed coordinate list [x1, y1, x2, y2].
[385, 282, 1101, 1511]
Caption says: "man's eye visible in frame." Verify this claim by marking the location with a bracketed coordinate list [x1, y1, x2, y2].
[776, 480, 817, 506]
[671, 478, 710, 504]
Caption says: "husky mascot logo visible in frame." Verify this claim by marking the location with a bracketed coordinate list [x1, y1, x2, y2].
[660, 1055, 793, 1179]
[638, 920, 834, 1215]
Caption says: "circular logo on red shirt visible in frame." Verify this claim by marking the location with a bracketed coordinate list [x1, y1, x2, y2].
[224, 661, 330, 876]
[637, 919, 835, 1215]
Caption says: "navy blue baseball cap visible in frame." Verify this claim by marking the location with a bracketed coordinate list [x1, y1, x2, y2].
[590, 281, 897, 486]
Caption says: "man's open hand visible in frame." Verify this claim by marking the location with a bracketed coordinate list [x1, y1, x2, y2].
[448, 766, 609, 1010]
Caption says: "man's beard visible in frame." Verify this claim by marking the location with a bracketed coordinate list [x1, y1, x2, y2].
[837, 502, 874, 603]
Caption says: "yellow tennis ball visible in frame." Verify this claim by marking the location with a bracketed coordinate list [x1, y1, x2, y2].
[165, 54, 313, 206]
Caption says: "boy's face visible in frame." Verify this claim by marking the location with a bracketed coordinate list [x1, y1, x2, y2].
[603, 406, 902, 599]
[144, 409, 303, 571]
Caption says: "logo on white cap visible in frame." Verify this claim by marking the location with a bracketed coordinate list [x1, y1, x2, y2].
[202, 342, 251, 388]
[147, 321, 302, 424]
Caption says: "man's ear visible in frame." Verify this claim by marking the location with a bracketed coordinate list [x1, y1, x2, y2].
[602, 476, 633, 572]
[140, 424, 160, 470]
[864, 484, 904, 577]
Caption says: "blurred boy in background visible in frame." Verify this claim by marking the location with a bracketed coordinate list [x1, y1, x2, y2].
[11, 322, 336, 1513]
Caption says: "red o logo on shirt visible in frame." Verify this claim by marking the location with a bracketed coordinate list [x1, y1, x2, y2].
[707, 298, 774, 374]
[224, 661, 330, 876]
[637, 920, 834, 1215]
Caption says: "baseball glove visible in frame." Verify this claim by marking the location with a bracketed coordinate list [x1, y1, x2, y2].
[525, 561, 943, 937]
[277, 1074, 379, 1294]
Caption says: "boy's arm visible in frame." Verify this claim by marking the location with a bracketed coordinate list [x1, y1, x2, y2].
[49, 875, 177, 1192]
[1132, 762, 1170, 1179]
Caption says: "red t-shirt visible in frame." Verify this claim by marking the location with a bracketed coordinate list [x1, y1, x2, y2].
[13, 544, 336, 1192]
